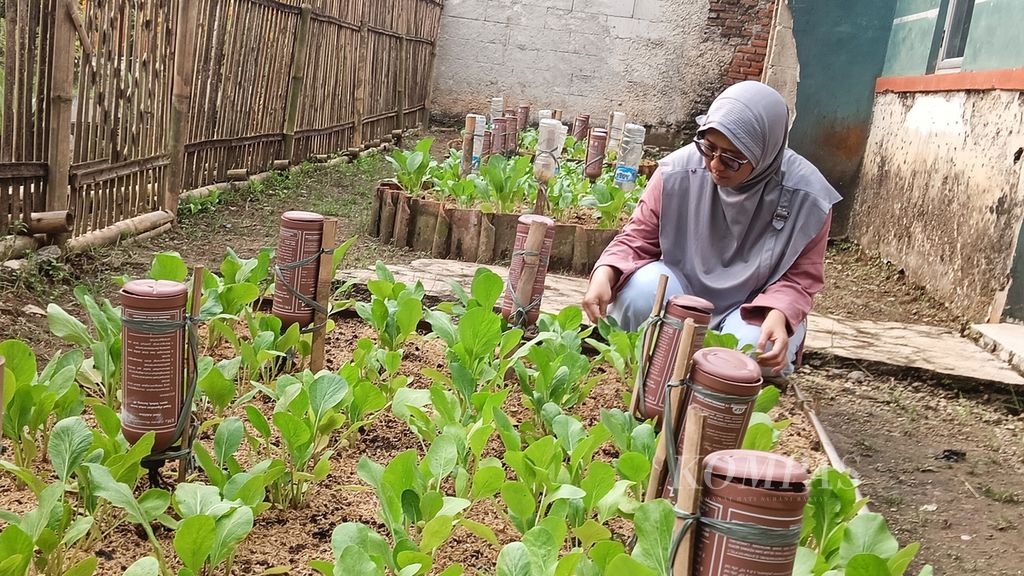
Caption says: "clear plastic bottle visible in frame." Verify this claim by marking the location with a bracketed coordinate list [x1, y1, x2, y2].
[534, 119, 564, 183]
[608, 111, 627, 154]
[614, 123, 647, 192]
[490, 97, 505, 126]
[469, 114, 487, 171]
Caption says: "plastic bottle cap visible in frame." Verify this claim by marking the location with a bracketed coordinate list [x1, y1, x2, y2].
[704, 450, 810, 485]
[282, 211, 325, 223]
[122, 279, 188, 298]
[693, 347, 761, 384]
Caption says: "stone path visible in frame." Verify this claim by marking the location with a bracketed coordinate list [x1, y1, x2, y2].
[339, 258, 1024, 387]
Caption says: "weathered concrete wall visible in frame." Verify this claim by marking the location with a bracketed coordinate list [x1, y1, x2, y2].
[763, 0, 798, 119]
[429, 0, 773, 143]
[851, 90, 1024, 321]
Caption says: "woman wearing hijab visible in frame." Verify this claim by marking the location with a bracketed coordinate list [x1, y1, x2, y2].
[581, 81, 841, 377]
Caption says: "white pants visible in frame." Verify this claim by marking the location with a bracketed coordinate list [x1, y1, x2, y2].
[608, 261, 806, 377]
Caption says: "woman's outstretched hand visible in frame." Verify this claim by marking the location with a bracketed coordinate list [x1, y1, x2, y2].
[757, 309, 790, 375]
[582, 266, 620, 323]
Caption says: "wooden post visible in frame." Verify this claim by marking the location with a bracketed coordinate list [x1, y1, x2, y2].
[179, 265, 205, 482]
[672, 406, 707, 575]
[282, 4, 313, 164]
[513, 220, 548, 318]
[47, 1, 75, 214]
[629, 274, 669, 417]
[460, 115, 476, 179]
[353, 15, 370, 147]
[310, 219, 338, 372]
[645, 318, 697, 501]
[396, 36, 408, 131]
[164, 0, 200, 215]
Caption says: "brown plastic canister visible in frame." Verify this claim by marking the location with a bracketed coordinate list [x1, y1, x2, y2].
[492, 118, 508, 156]
[585, 129, 608, 180]
[121, 280, 188, 452]
[640, 294, 713, 419]
[572, 114, 590, 141]
[516, 105, 531, 134]
[664, 347, 762, 499]
[482, 130, 493, 162]
[272, 211, 325, 328]
[504, 116, 520, 153]
[501, 215, 556, 326]
[694, 450, 809, 576]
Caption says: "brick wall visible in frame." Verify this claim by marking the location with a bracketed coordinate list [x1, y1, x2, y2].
[708, 0, 776, 86]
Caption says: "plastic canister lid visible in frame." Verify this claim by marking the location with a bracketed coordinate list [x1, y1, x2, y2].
[704, 449, 810, 487]
[282, 210, 325, 223]
[518, 214, 555, 227]
[692, 347, 761, 384]
[122, 279, 188, 299]
[668, 294, 713, 315]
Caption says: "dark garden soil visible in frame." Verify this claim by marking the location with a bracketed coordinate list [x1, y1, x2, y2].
[0, 134, 1020, 574]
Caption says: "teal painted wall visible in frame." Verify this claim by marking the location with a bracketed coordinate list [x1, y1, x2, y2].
[881, 0, 943, 77]
[787, 0, 897, 235]
[963, 0, 1024, 71]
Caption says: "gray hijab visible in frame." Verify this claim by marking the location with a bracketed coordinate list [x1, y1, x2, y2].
[657, 81, 841, 326]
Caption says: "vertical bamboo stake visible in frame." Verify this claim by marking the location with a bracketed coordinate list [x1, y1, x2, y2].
[282, 4, 313, 163]
[672, 406, 707, 575]
[47, 1, 74, 214]
[460, 115, 476, 179]
[353, 12, 370, 146]
[310, 219, 338, 372]
[645, 318, 696, 501]
[396, 36, 408, 130]
[164, 0, 200, 215]
[629, 274, 669, 418]
[179, 265, 205, 483]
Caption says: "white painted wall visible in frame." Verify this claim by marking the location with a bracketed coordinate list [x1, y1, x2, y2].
[429, 0, 733, 138]
[851, 90, 1024, 321]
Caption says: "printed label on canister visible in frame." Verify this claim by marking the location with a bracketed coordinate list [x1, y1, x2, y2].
[122, 308, 183, 438]
[697, 499, 803, 576]
[273, 226, 323, 315]
[614, 165, 639, 186]
[643, 322, 682, 416]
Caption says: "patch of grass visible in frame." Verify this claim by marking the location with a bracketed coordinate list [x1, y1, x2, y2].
[981, 485, 1022, 504]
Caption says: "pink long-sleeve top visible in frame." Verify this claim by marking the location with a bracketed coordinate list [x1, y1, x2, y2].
[594, 169, 832, 334]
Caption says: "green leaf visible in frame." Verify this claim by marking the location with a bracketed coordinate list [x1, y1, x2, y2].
[607, 554, 657, 576]
[458, 518, 498, 546]
[888, 543, 921, 576]
[122, 556, 161, 576]
[245, 405, 272, 438]
[150, 252, 188, 282]
[0, 524, 33, 576]
[470, 268, 504, 310]
[470, 465, 505, 500]
[64, 556, 98, 576]
[46, 305, 93, 347]
[174, 483, 223, 519]
[845, 553, 892, 576]
[210, 506, 255, 565]
[742, 422, 776, 452]
[174, 515, 216, 571]
[631, 499, 674, 574]
[426, 434, 458, 483]
[754, 385, 781, 413]
[573, 519, 612, 549]
[496, 542, 533, 576]
[214, 417, 245, 468]
[616, 452, 651, 486]
[419, 515, 455, 553]
[501, 481, 536, 527]
[49, 416, 94, 483]
[838, 513, 900, 565]
[272, 412, 312, 463]
[309, 373, 349, 424]
[335, 545, 378, 574]
[330, 523, 391, 569]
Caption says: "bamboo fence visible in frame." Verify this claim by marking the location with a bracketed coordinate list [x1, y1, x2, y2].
[0, 0, 445, 240]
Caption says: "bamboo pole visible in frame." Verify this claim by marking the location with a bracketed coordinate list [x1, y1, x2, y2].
[630, 274, 670, 418]
[310, 218, 338, 372]
[282, 4, 313, 163]
[26, 211, 74, 235]
[672, 406, 707, 575]
[164, 0, 200, 215]
[179, 265, 204, 483]
[645, 318, 697, 501]
[353, 15, 370, 146]
[47, 1, 74, 214]
[460, 115, 476, 179]
[67, 210, 175, 253]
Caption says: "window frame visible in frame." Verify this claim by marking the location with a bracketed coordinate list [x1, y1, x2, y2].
[936, 0, 976, 73]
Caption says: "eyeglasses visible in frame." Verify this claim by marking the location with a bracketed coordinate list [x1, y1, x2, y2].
[693, 137, 750, 172]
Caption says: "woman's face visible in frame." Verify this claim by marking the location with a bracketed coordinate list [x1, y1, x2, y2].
[700, 129, 755, 189]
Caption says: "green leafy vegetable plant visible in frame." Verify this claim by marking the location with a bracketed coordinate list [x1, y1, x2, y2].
[388, 138, 436, 195]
